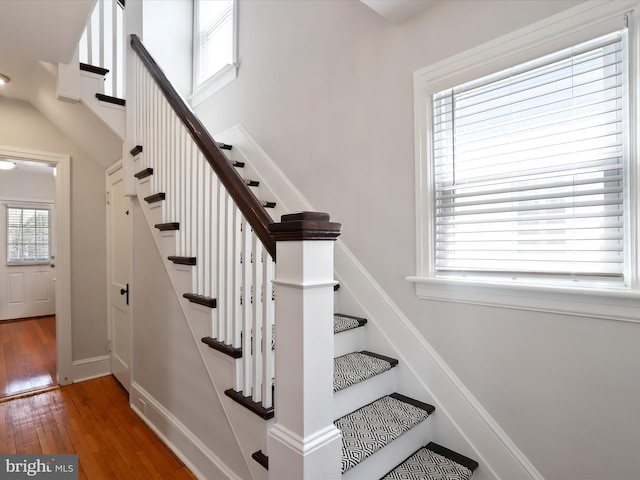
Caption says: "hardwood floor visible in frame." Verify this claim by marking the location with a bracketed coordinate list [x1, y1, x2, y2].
[0, 375, 196, 480]
[0, 316, 57, 399]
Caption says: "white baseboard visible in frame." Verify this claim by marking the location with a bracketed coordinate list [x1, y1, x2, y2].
[131, 382, 243, 480]
[72, 355, 111, 383]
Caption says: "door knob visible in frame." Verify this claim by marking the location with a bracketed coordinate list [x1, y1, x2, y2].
[120, 283, 129, 305]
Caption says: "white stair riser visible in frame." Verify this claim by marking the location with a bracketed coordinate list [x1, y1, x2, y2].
[156, 231, 178, 259]
[333, 369, 397, 420]
[341, 415, 433, 480]
[170, 265, 197, 301]
[334, 327, 367, 358]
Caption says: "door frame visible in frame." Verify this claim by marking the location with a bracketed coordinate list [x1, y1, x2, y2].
[106, 160, 132, 391]
[0, 145, 72, 385]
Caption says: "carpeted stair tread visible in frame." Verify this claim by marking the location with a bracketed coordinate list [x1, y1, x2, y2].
[334, 351, 396, 393]
[381, 443, 477, 480]
[336, 394, 434, 473]
[334, 313, 367, 334]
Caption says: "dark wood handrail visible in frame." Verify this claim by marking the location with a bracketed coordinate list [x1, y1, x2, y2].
[130, 34, 277, 258]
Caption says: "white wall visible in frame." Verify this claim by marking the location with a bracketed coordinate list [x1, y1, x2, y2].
[0, 96, 108, 362]
[190, 1, 640, 479]
[142, 0, 194, 99]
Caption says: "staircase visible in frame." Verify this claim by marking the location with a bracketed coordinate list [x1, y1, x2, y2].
[74, 4, 481, 476]
[124, 34, 478, 480]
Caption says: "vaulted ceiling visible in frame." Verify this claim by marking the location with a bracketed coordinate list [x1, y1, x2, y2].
[0, 0, 95, 100]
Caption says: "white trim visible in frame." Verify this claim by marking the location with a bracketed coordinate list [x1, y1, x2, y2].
[190, 63, 238, 107]
[271, 279, 338, 289]
[72, 355, 111, 383]
[269, 423, 342, 455]
[5, 201, 53, 209]
[131, 382, 244, 480]
[408, 276, 640, 323]
[412, 0, 640, 311]
[0, 145, 72, 386]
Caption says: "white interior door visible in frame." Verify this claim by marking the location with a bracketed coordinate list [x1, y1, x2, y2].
[107, 164, 131, 392]
[0, 201, 56, 321]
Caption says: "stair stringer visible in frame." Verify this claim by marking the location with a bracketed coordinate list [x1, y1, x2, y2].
[134, 162, 269, 480]
[212, 124, 542, 480]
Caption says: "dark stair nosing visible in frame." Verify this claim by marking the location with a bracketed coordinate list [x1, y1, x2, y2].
[252, 451, 268, 470]
[217, 142, 232, 150]
[79, 63, 109, 76]
[389, 392, 435, 415]
[95, 93, 126, 106]
[184, 293, 215, 308]
[334, 283, 340, 291]
[230, 160, 245, 168]
[225, 389, 274, 420]
[245, 179, 259, 187]
[360, 350, 399, 368]
[261, 200, 276, 209]
[130, 145, 143, 156]
[202, 336, 242, 358]
[134, 168, 153, 179]
[154, 222, 179, 231]
[144, 192, 165, 203]
[425, 442, 479, 472]
[169, 256, 196, 266]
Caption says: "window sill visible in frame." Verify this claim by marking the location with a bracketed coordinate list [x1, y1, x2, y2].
[7, 262, 50, 266]
[406, 275, 640, 324]
[190, 64, 238, 107]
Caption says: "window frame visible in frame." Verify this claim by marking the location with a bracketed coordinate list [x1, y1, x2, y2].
[6, 203, 53, 266]
[408, 1, 640, 323]
[190, 0, 238, 107]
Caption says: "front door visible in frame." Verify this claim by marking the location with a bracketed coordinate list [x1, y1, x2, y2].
[107, 163, 131, 392]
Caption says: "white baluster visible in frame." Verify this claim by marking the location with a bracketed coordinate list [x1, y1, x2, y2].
[252, 239, 264, 403]
[263, 253, 274, 409]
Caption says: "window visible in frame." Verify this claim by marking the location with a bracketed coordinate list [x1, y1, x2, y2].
[7, 207, 51, 265]
[432, 31, 627, 286]
[192, 0, 237, 105]
[409, 2, 640, 320]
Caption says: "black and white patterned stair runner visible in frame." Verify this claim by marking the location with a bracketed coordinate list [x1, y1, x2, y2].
[333, 352, 395, 393]
[336, 394, 434, 473]
[382, 442, 479, 480]
[334, 313, 364, 333]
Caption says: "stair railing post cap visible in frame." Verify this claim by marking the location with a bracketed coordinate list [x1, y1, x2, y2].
[268, 211, 342, 241]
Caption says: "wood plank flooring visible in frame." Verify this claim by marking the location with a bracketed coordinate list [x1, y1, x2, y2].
[0, 316, 57, 399]
[0, 375, 196, 480]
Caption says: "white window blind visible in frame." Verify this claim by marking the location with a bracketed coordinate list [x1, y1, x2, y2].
[195, 0, 234, 87]
[432, 30, 626, 283]
[7, 207, 50, 264]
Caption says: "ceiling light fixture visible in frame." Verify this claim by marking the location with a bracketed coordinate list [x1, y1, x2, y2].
[0, 160, 17, 170]
[0, 74, 10, 85]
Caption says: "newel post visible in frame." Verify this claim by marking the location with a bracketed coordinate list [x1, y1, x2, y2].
[267, 212, 342, 480]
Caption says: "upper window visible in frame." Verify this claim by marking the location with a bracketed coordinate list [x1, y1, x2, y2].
[432, 31, 627, 287]
[192, 0, 237, 104]
[7, 206, 51, 265]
